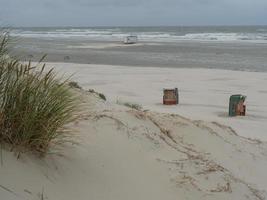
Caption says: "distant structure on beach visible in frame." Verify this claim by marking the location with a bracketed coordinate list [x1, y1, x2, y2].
[124, 36, 138, 44]
[229, 94, 246, 116]
[163, 88, 179, 105]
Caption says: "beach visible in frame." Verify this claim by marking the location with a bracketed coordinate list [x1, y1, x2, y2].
[1, 71, 267, 199]
[46, 63, 267, 141]
[1, 26, 267, 199]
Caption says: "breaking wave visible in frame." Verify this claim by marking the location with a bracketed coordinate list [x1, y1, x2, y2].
[10, 27, 267, 43]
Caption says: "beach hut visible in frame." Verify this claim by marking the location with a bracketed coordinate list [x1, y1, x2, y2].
[229, 94, 246, 116]
[163, 88, 179, 105]
[124, 36, 138, 44]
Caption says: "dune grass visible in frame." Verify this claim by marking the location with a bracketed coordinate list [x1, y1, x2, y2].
[0, 32, 79, 155]
[116, 99, 142, 111]
[68, 81, 82, 89]
[123, 102, 142, 110]
[0, 31, 10, 63]
[88, 89, 106, 101]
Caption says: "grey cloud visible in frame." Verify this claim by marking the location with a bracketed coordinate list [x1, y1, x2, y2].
[0, 0, 267, 26]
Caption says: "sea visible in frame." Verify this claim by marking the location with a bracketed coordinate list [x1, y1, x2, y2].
[10, 26, 267, 43]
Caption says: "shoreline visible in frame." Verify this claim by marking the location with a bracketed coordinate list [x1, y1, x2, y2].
[42, 60, 267, 73]
[12, 38, 267, 72]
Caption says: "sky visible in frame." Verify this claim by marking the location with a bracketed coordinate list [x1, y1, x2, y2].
[0, 0, 267, 27]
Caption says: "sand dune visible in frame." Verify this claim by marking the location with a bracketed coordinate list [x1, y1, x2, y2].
[1, 88, 267, 200]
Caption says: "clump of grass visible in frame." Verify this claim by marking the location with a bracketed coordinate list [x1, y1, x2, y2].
[88, 89, 106, 101]
[124, 102, 142, 110]
[0, 33, 78, 155]
[98, 93, 106, 101]
[0, 31, 10, 64]
[117, 100, 142, 110]
[88, 89, 95, 93]
[68, 81, 82, 89]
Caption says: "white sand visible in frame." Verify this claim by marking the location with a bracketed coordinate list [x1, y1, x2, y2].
[48, 63, 267, 141]
[1, 63, 267, 200]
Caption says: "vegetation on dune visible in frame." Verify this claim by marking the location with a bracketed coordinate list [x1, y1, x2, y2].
[68, 82, 107, 101]
[98, 93, 106, 101]
[0, 32, 10, 63]
[123, 102, 142, 110]
[0, 32, 79, 155]
[88, 89, 106, 101]
[68, 81, 82, 89]
[116, 99, 142, 111]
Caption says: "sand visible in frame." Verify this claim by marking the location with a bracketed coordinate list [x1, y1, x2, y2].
[46, 63, 267, 141]
[1, 63, 267, 200]
[67, 42, 145, 49]
[12, 39, 267, 71]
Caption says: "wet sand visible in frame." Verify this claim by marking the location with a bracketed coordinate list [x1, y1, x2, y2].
[12, 38, 267, 72]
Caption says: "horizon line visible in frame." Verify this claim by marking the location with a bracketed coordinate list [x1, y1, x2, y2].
[3, 24, 267, 28]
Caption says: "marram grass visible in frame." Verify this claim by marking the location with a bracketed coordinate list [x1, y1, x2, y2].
[0, 33, 79, 155]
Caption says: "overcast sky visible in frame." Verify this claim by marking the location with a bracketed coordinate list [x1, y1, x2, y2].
[0, 0, 267, 27]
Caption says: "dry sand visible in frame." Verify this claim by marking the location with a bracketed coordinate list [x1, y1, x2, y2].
[1, 63, 267, 200]
[48, 63, 267, 141]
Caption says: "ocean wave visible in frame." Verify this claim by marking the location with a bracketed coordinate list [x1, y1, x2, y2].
[10, 28, 267, 42]
[176, 33, 267, 41]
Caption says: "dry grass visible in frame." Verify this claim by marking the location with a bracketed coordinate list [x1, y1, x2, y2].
[88, 89, 106, 101]
[0, 32, 79, 155]
[68, 81, 82, 89]
[116, 100, 142, 110]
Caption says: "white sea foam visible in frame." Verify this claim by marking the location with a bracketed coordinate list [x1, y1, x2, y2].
[10, 28, 267, 43]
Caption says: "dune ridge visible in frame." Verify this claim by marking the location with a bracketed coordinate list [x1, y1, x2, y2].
[1, 89, 267, 200]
